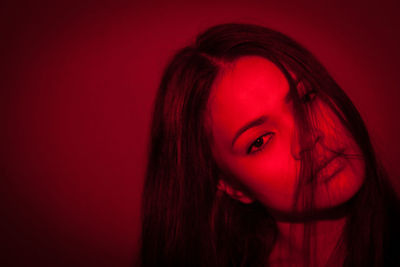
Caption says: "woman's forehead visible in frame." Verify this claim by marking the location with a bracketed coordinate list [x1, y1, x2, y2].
[208, 56, 290, 131]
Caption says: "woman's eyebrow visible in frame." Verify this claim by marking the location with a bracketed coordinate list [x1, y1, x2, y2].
[231, 115, 268, 148]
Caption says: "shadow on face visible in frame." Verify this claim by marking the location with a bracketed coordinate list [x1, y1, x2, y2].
[207, 56, 365, 216]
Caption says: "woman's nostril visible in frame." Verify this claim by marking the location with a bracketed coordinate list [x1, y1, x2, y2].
[315, 134, 324, 147]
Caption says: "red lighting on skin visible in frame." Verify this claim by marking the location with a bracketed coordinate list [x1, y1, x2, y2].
[208, 56, 367, 265]
[208, 56, 365, 212]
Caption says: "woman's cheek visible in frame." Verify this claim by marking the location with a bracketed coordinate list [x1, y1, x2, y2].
[235, 157, 297, 193]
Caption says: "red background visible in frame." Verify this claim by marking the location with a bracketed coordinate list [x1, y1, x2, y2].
[2, 1, 400, 266]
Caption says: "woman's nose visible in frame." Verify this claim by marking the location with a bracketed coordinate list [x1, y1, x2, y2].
[291, 130, 324, 160]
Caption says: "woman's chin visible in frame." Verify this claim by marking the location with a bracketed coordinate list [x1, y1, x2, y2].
[262, 169, 365, 222]
[314, 162, 365, 209]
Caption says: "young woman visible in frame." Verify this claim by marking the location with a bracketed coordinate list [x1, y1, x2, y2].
[140, 23, 400, 266]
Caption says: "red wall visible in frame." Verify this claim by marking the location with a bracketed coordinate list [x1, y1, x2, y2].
[2, 1, 400, 266]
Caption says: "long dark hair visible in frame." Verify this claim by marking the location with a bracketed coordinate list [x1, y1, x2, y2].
[140, 23, 400, 266]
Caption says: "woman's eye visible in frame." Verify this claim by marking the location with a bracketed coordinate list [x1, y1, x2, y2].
[302, 90, 317, 104]
[247, 133, 274, 154]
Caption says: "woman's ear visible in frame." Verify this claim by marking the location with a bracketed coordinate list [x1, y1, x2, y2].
[217, 180, 254, 204]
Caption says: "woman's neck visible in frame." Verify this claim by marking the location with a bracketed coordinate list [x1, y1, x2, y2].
[269, 217, 346, 267]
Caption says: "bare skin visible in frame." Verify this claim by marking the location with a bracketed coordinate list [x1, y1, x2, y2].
[269, 218, 346, 266]
[207, 56, 365, 266]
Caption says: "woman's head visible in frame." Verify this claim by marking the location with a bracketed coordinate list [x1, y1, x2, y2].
[207, 55, 365, 214]
[142, 23, 387, 266]
[150, 23, 369, 213]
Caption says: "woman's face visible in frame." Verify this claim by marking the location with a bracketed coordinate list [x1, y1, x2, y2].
[207, 56, 365, 214]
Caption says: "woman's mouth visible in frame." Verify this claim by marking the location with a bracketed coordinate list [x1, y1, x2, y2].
[316, 154, 346, 183]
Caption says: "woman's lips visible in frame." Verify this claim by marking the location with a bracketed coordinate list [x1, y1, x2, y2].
[316, 154, 346, 183]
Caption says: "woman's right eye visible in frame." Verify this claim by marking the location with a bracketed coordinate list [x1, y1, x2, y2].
[247, 133, 274, 154]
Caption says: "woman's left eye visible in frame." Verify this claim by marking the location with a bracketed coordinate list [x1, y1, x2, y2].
[247, 133, 274, 154]
[302, 90, 317, 104]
